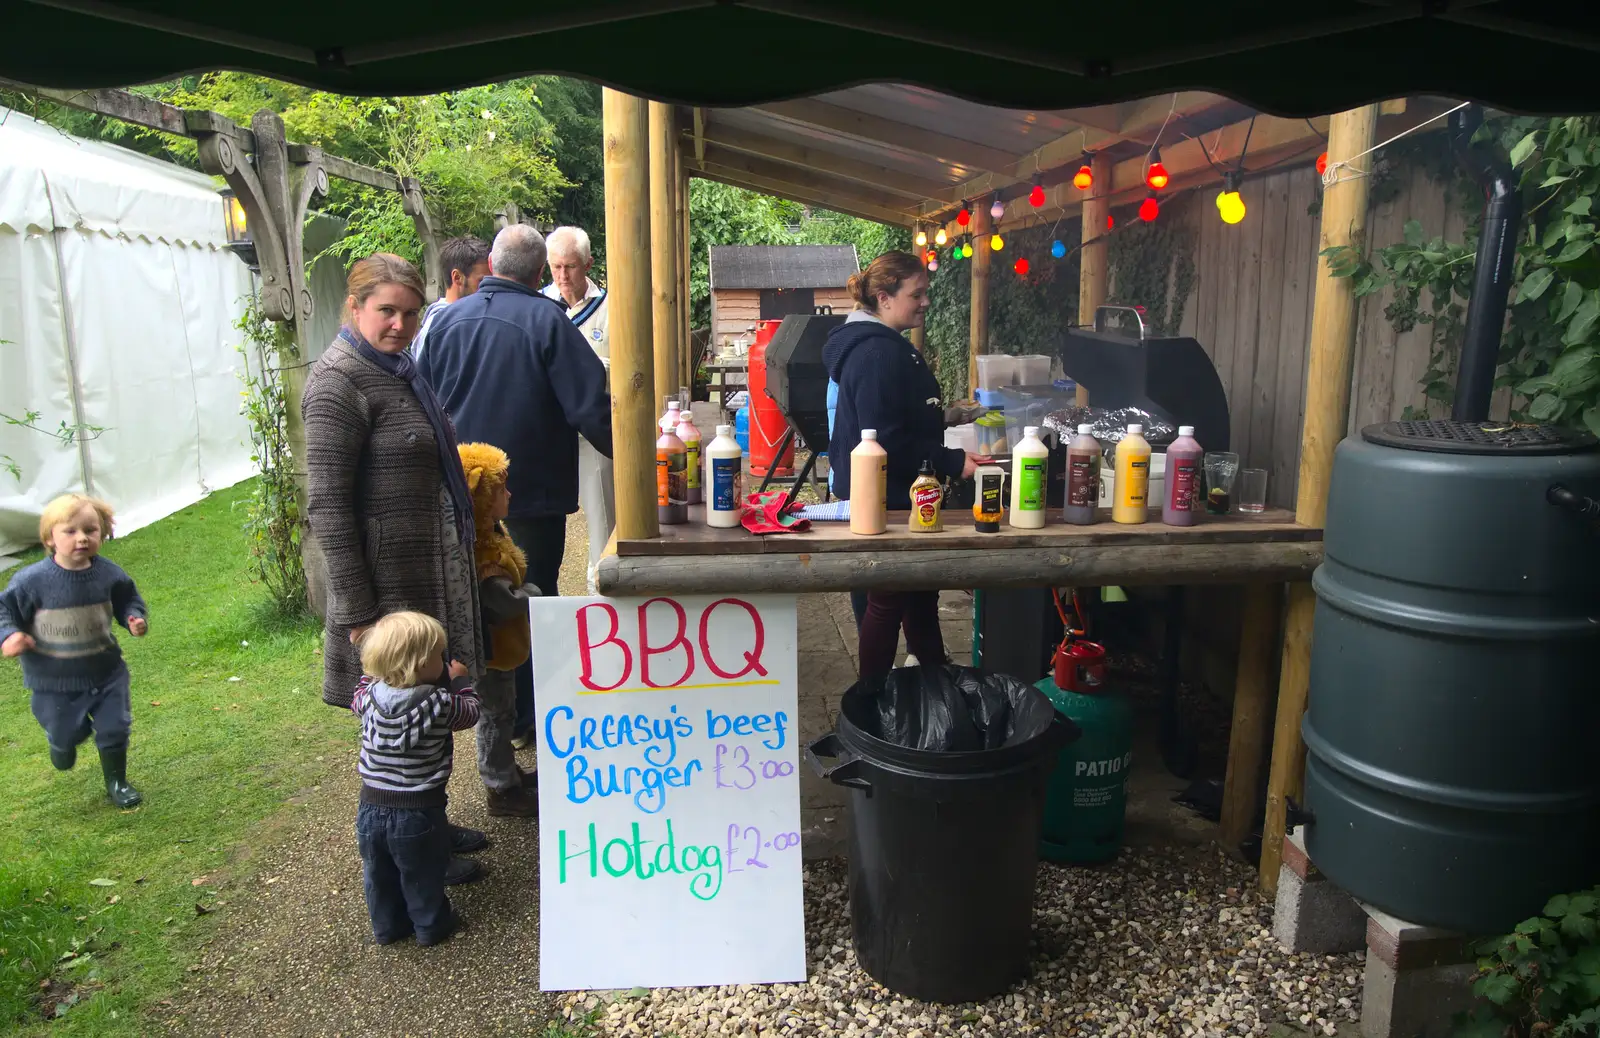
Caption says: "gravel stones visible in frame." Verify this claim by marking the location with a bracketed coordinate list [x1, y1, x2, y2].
[559, 846, 1362, 1037]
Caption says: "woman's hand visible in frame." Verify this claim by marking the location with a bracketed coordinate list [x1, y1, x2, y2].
[348, 624, 373, 645]
[961, 451, 991, 480]
[448, 660, 468, 680]
[128, 617, 148, 637]
[2, 632, 35, 657]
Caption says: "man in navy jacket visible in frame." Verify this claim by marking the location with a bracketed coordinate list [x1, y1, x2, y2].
[417, 223, 613, 596]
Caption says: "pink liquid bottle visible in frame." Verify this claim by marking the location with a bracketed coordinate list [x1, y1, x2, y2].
[1162, 425, 1204, 526]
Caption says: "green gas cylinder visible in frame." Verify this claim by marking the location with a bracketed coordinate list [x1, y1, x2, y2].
[1035, 643, 1133, 863]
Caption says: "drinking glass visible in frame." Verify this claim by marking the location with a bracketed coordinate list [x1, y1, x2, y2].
[1237, 468, 1268, 514]
[1203, 452, 1239, 515]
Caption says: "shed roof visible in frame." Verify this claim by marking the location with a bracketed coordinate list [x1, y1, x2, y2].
[709, 245, 860, 290]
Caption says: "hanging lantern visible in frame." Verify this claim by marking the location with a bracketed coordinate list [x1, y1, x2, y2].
[956, 201, 971, 227]
[1145, 149, 1170, 191]
[1014, 257, 1030, 275]
[915, 229, 928, 247]
[1316, 151, 1329, 175]
[1139, 195, 1160, 222]
[1072, 164, 1093, 190]
[935, 227, 947, 246]
[990, 194, 1005, 219]
[1028, 182, 1045, 207]
[1051, 239, 1067, 259]
[990, 232, 1004, 251]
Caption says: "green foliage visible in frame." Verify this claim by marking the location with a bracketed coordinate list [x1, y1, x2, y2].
[1324, 116, 1600, 433]
[0, 339, 107, 483]
[1455, 887, 1600, 1038]
[1107, 211, 1197, 336]
[233, 299, 305, 618]
[685, 180, 907, 329]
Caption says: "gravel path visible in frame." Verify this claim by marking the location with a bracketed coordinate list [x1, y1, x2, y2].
[559, 847, 1362, 1038]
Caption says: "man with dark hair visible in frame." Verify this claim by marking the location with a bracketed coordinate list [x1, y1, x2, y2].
[411, 235, 490, 360]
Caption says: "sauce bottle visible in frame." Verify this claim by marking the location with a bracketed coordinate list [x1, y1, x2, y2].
[656, 423, 688, 525]
[659, 399, 681, 434]
[973, 465, 1004, 532]
[1162, 425, 1204, 526]
[1009, 425, 1049, 529]
[849, 429, 888, 535]
[1112, 423, 1152, 524]
[908, 460, 943, 533]
[1064, 423, 1101, 525]
[705, 424, 743, 528]
[676, 409, 703, 506]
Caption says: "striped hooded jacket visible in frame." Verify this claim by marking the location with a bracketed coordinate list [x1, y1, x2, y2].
[351, 674, 479, 808]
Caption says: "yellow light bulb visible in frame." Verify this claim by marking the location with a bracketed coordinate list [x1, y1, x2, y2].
[1219, 191, 1246, 224]
[935, 228, 947, 246]
[915, 230, 928, 247]
[990, 233, 1004, 251]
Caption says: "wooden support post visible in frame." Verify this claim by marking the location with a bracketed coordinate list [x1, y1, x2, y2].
[967, 208, 992, 399]
[907, 224, 926, 352]
[1219, 582, 1282, 852]
[674, 144, 691, 392]
[1259, 103, 1379, 893]
[649, 101, 679, 410]
[604, 88, 659, 542]
[1075, 152, 1113, 407]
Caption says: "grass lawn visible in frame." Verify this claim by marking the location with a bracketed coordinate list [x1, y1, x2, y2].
[0, 482, 350, 1035]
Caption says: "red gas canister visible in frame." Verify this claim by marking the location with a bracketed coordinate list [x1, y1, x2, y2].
[1054, 640, 1107, 693]
[748, 318, 794, 478]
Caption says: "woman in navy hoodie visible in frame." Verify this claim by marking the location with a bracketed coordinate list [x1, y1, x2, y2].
[824, 251, 985, 677]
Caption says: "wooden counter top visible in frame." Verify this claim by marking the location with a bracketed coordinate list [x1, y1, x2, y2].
[597, 507, 1322, 596]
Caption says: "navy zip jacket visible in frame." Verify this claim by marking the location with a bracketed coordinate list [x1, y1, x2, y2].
[823, 318, 965, 509]
[417, 276, 613, 518]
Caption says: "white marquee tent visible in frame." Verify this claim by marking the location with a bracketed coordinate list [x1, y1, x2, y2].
[0, 106, 257, 555]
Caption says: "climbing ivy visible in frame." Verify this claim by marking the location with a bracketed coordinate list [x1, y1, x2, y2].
[1324, 116, 1600, 433]
[1106, 207, 1197, 335]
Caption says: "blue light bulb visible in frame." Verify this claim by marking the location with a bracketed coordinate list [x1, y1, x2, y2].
[1051, 239, 1066, 259]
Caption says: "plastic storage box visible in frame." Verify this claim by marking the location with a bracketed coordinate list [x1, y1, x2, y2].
[975, 355, 1018, 392]
[1014, 354, 1052, 386]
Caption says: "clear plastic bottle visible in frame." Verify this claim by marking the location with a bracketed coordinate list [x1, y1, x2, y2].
[1009, 425, 1049, 529]
[1112, 423, 1152, 525]
[676, 409, 703, 505]
[1162, 425, 1204, 526]
[849, 429, 888, 535]
[1064, 423, 1101, 525]
[705, 424, 743, 528]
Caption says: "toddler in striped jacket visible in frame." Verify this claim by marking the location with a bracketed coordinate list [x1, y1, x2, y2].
[350, 611, 479, 946]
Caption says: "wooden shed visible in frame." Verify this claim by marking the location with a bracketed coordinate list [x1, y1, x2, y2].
[707, 244, 859, 348]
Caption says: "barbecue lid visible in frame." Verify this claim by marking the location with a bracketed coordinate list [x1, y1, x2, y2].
[1361, 419, 1598, 456]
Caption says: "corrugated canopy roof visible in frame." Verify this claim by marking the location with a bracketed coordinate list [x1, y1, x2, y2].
[709, 245, 860, 290]
[3, 3, 1596, 115]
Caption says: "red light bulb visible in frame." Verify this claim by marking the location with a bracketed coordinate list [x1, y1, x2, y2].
[956, 206, 971, 227]
[1028, 183, 1045, 207]
[1072, 165, 1093, 190]
[1146, 161, 1169, 191]
[1106, 214, 1115, 230]
[1316, 151, 1328, 175]
[1014, 257, 1030, 275]
[1139, 196, 1159, 222]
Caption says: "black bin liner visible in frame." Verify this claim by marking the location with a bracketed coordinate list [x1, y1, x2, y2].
[808, 664, 1078, 1003]
[845, 664, 1058, 752]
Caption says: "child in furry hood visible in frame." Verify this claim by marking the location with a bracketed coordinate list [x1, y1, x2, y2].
[458, 442, 543, 817]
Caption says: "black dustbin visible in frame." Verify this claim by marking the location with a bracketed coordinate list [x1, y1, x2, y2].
[806, 665, 1078, 1003]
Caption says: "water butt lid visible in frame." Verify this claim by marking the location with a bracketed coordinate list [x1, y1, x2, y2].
[1361, 419, 1597, 456]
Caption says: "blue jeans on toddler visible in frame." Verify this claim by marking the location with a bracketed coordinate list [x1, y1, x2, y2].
[355, 802, 454, 944]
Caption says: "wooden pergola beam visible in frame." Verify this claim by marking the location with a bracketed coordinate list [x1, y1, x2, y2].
[691, 168, 911, 227]
[694, 123, 954, 200]
[700, 146, 920, 216]
[754, 98, 1022, 173]
[692, 106, 706, 169]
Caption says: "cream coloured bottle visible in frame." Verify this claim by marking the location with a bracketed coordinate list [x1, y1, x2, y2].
[849, 429, 888, 535]
[1008, 425, 1049, 529]
[705, 424, 743, 528]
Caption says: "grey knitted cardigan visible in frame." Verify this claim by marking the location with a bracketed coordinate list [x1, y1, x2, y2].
[302, 338, 474, 708]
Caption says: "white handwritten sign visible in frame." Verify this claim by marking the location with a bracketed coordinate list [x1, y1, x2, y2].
[531, 594, 805, 991]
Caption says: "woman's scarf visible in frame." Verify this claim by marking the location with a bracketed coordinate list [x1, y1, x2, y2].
[339, 326, 476, 550]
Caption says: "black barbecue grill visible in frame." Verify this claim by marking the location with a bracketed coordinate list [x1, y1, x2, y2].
[756, 309, 844, 509]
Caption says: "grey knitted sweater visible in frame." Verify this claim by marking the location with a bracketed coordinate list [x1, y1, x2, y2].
[0, 556, 146, 692]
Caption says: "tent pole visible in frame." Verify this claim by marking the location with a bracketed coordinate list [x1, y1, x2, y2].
[1259, 103, 1379, 893]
